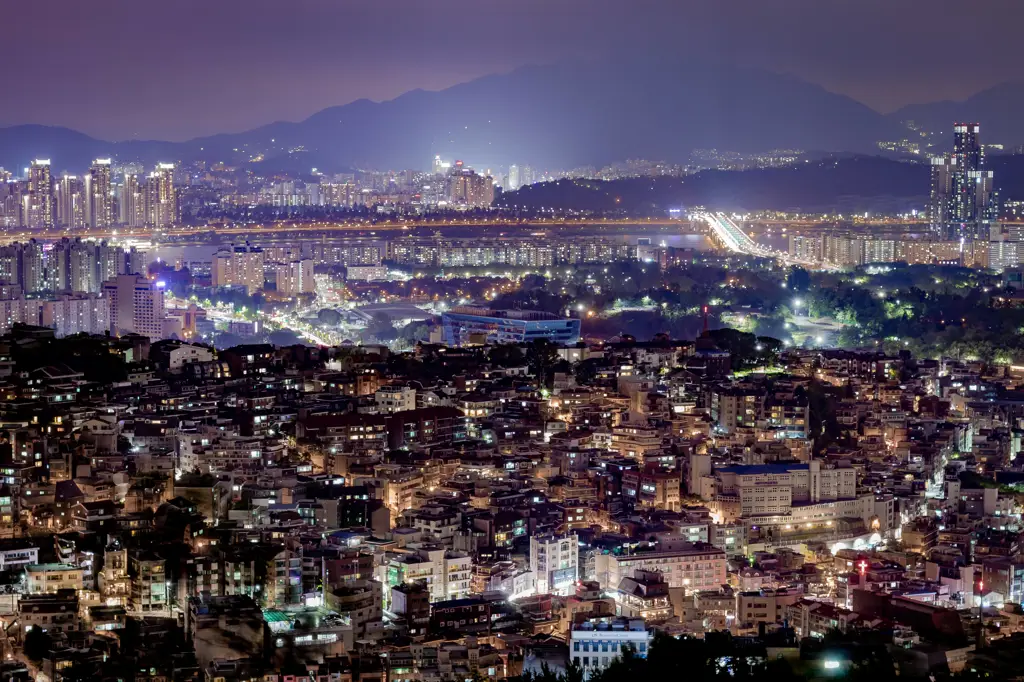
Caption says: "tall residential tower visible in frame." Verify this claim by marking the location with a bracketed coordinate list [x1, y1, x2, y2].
[25, 160, 53, 229]
[929, 123, 997, 239]
[87, 158, 114, 228]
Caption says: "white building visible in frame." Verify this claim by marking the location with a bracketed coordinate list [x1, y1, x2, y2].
[26, 563, 83, 594]
[715, 460, 857, 518]
[375, 386, 417, 414]
[102, 274, 166, 340]
[530, 533, 579, 596]
[345, 265, 388, 282]
[0, 544, 39, 571]
[384, 546, 472, 604]
[594, 543, 727, 592]
[165, 343, 216, 371]
[570, 618, 651, 678]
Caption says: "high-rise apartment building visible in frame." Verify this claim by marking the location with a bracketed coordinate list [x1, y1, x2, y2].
[41, 293, 110, 337]
[97, 241, 125, 284]
[521, 165, 535, 187]
[56, 175, 85, 228]
[275, 259, 315, 296]
[120, 174, 145, 227]
[144, 163, 177, 228]
[21, 240, 45, 293]
[47, 240, 70, 291]
[87, 159, 114, 228]
[102, 274, 166, 339]
[507, 165, 521, 191]
[432, 155, 451, 175]
[43, 238, 105, 293]
[0, 240, 135, 295]
[25, 160, 53, 229]
[0, 179, 19, 228]
[953, 122, 982, 172]
[929, 123, 998, 239]
[69, 240, 98, 293]
[127, 247, 149, 276]
[448, 168, 495, 208]
[213, 244, 265, 294]
[788, 235, 823, 263]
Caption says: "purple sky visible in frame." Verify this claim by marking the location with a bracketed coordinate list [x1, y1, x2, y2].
[3, 0, 1019, 141]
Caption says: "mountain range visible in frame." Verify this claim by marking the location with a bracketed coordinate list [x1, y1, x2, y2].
[0, 60, 1019, 173]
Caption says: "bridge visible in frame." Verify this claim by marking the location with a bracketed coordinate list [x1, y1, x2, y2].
[698, 212, 766, 255]
[698, 211, 821, 268]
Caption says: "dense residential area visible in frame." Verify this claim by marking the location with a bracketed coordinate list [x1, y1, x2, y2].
[0, 315, 1013, 680]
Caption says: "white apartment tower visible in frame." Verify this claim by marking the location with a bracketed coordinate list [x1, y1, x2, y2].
[102, 274, 165, 339]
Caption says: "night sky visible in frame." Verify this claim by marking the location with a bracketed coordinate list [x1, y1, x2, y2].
[2, 0, 1019, 141]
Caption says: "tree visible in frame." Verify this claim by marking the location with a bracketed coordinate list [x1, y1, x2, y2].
[526, 339, 559, 389]
[574, 357, 600, 386]
[801, 380, 842, 453]
[268, 329, 303, 347]
[399, 321, 432, 345]
[23, 626, 52, 662]
[786, 266, 812, 292]
[317, 308, 342, 326]
[365, 312, 397, 343]
[488, 344, 525, 367]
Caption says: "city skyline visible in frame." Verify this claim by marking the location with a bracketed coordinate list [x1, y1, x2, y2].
[2, 3, 1024, 681]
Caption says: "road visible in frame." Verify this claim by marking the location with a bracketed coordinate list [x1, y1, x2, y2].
[0, 218, 696, 245]
[0, 215, 947, 247]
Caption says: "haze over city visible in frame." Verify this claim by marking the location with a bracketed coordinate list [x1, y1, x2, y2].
[2, 0, 1024, 141]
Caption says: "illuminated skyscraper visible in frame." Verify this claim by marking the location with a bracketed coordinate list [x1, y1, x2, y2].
[507, 165, 521, 191]
[144, 163, 177, 228]
[929, 123, 997, 239]
[87, 159, 114, 228]
[25, 160, 53, 229]
[521, 165, 535, 187]
[120, 174, 145, 227]
[953, 123, 982, 172]
[432, 155, 451, 175]
[56, 174, 85, 228]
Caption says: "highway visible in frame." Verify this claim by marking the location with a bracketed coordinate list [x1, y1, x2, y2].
[0, 215, 942, 247]
[0, 218, 695, 245]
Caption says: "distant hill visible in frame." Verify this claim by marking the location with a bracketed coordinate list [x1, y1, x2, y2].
[889, 82, 1024, 148]
[498, 155, 1024, 214]
[0, 59, 907, 172]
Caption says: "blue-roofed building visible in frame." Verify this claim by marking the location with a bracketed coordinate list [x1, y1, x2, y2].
[441, 306, 580, 347]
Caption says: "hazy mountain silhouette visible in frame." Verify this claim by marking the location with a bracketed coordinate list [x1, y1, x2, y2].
[497, 154, 1024, 214]
[0, 59, 912, 172]
[890, 82, 1024, 147]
